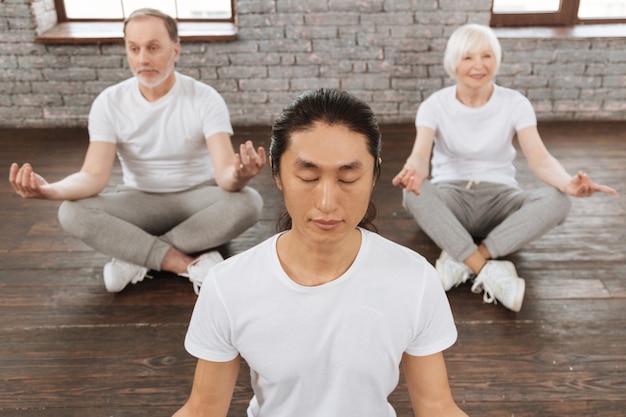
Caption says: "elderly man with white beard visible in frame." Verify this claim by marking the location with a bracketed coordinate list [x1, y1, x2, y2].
[9, 8, 265, 295]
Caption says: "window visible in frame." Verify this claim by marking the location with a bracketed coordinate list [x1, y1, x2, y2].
[491, 0, 626, 27]
[36, 0, 236, 44]
[57, 0, 233, 21]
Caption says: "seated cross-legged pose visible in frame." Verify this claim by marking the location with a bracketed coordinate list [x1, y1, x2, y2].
[393, 23, 617, 312]
[173, 88, 469, 417]
[9, 8, 265, 294]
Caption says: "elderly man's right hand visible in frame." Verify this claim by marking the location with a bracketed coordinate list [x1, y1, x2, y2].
[9, 163, 52, 199]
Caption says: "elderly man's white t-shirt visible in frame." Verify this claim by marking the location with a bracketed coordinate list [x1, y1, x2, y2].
[88, 72, 233, 192]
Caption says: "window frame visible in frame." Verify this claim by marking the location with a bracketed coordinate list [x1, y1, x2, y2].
[491, 0, 626, 27]
[36, 0, 237, 44]
[54, 0, 236, 23]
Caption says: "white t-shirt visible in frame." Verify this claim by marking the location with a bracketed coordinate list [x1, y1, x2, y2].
[185, 228, 458, 417]
[88, 72, 234, 192]
[416, 84, 537, 187]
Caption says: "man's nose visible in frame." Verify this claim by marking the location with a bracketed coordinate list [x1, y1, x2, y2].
[316, 179, 338, 212]
[137, 48, 150, 63]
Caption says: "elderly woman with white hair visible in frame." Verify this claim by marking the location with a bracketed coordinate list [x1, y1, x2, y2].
[393, 23, 616, 312]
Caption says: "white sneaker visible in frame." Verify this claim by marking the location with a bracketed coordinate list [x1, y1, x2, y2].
[184, 251, 224, 295]
[103, 259, 149, 293]
[471, 260, 525, 312]
[436, 251, 474, 291]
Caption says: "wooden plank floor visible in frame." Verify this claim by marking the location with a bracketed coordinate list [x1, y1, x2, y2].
[1, 122, 625, 417]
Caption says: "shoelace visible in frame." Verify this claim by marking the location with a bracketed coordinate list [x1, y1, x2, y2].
[187, 260, 207, 295]
[471, 276, 498, 305]
[187, 260, 203, 282]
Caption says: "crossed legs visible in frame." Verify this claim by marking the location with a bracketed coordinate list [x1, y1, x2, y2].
[403, 180, 571, 311]
[403, 180, 571, 271]
[57, 181, 263, 274]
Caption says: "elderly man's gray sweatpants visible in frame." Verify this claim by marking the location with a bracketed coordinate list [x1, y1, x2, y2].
[57, 181, 263, 270]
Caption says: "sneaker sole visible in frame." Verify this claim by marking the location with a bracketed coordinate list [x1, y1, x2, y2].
[509, 277, 526, 312]
[499, 261, 524, 312]
[435, 258, 454, 291]
[103, 262, 124, 293]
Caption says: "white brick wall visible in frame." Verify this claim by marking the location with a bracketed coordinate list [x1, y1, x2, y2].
[1, 0, 625, 127]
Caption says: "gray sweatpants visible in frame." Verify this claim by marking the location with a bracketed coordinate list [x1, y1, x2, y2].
[402, 180, 571, 262]
[57, 181, 263, 270]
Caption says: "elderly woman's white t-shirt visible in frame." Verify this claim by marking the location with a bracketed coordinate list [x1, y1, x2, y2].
[417, 83, 537, 187]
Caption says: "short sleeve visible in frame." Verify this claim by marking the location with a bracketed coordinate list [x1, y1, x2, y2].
[200, 86, 234, 140]
[512, 93, 537, 132]
[405, 264, 458, 357]
[415, 95, 439, 131]
[184, 271, 239, 362]
[87, 91, 117, 144]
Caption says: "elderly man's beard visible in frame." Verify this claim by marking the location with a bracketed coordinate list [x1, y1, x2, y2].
[133, 62, 175, 89]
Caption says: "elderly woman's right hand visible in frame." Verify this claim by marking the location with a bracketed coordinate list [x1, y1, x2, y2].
[392, 163, 424, 195]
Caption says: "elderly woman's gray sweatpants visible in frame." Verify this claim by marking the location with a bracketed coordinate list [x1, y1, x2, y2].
[402, 180, 571, 262]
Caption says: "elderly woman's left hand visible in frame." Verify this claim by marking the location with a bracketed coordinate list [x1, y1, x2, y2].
[563, 171, 618, 197]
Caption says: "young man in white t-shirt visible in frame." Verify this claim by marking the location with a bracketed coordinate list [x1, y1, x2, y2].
[174, 88, 468, 417]
[9, 8, 266, 294]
